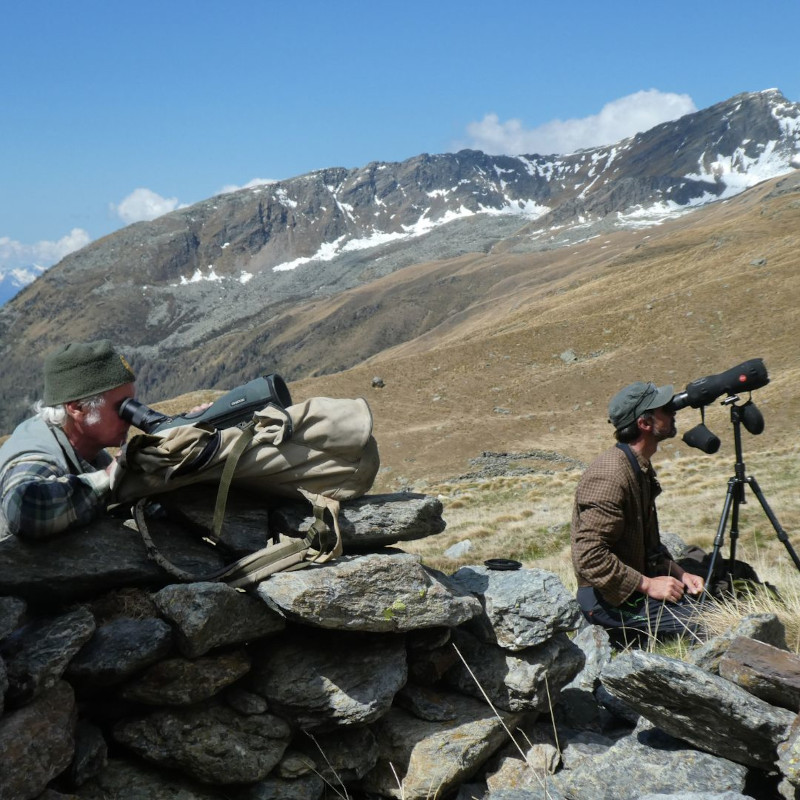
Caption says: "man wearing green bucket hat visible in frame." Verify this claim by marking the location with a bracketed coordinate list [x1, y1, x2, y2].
[0, 340, 136, 540]
[570, 380, 706, 645]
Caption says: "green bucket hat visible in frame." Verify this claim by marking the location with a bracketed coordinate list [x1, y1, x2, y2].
[608, 381, 673, 430]
[43, 340, 136, 406]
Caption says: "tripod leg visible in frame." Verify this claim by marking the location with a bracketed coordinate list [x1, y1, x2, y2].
[728, 490, 741, 564]
[746, 476, 800, 573]
[704, 478, 738, 593]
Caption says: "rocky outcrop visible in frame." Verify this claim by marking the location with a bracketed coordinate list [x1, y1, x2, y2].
[3, 495, 800, 800]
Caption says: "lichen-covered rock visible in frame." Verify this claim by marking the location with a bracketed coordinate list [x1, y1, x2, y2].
[601, 650, 795, 770]
[552, 723, 748, 800]
[74, 757, 224, 800]
[257, 553, 481, 632]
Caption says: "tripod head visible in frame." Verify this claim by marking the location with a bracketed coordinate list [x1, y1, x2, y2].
[675, 359, 768, 455]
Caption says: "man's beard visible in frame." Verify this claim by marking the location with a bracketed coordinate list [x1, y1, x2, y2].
[654, 420, 677, 441]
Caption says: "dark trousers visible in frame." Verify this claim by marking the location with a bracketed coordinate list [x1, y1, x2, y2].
[577, 586, 705, 648]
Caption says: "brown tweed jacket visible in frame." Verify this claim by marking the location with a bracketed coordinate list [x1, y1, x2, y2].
[571, 444, 671, 606]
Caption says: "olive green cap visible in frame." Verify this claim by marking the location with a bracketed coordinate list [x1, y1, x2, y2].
[43, 340, 136, 405]
[608, 381, 673, 430]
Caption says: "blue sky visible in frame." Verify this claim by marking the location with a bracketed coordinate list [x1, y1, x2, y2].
[2, 0, 799, 301]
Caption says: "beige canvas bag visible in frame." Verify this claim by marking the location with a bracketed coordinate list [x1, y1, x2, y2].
[110, 397, 380, 586]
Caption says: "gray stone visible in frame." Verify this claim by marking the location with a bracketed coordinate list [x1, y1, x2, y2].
[777, 713, 800, 787]
[112, 701, 291, 784]
[274, 491, 447, 551]
[362, 694, 524, 800]
[557, 727, 621, 770]
[294, 726, 380, 783]
[74, 757, 224, 800]
[485, 790, 566, 800]
[236, 773, 325, 800]
[66, 720, 108, 789]
[224, 686, 269, 715]
[445, 629, 584, 712]
[0, 517, 225, 604]
[395, 682, 459, 721]
[1, 605, 95, 706]
[449, 566, 582, 651]
[638, 793, 752, 800]
[552, 723, 748, 800]
[153, 581, 285, 658]
[556, 623, 613, 730]
[601, 650, 795, 769]
[121, 649, 251, 705]
[249, 631, 407, 730]
[257, 553, 481, 632]
[0, 681, 77, 800]
[0, 655, 6, 717]
[484, 720, 561, 792]
[274, 749, 316, 778]
[66, 616, 173, 688]
[444, 539, 473, 559]
[0, 595, 26, 639]
[173, 490, 446, 552]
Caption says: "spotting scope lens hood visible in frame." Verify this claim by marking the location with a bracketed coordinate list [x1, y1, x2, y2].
[682, 423, 721, 454]
[668, 358, 769, 411]
[740, 400, 765, 436]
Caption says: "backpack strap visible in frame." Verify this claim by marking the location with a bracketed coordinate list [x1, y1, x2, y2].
[130, 488, 344, 587]
[212, 422, 257, 538]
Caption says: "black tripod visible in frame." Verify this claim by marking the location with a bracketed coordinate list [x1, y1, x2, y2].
[704, 395, 800, 590]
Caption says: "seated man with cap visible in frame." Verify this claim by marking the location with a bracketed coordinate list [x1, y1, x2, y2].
[0, 340, 136, 540]
[570, 380, 705, 644]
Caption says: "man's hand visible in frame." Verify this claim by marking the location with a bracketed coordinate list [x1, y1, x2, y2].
[680, 571, 705, 596]
[638, 574, 686, 603]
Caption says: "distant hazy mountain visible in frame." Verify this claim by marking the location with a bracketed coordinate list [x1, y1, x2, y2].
[0, 88, 798, 432]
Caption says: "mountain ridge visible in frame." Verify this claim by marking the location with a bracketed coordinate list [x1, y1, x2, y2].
[1, 89, 798, 446]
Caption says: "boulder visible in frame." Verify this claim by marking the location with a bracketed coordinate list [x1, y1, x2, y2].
[601, 650, 795, 770]
[257, 553, 481, 632]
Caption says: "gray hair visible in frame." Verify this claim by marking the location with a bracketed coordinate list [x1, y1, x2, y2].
[34, 393, 106, 428]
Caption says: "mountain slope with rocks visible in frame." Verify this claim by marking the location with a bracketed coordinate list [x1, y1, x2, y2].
[0, 89, 799, 449]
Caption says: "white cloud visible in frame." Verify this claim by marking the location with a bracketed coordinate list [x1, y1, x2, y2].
[111, 188, 186, 224]
[219, 178, 276, 194]
[462, 90, 698, 156]
[0, 228, 92, 286]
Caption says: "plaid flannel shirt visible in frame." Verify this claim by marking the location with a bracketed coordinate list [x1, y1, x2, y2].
[0, 435, 111, 540]
[571, 444, 670, 606]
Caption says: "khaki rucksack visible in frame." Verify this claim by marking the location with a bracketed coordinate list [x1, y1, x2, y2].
[111, 396, 380, 587]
